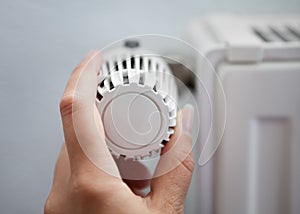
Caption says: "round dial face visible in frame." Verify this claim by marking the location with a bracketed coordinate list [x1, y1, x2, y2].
[97, 83, 174, 159]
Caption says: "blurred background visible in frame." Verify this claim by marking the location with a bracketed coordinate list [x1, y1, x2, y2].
[0, 0, 300, 213]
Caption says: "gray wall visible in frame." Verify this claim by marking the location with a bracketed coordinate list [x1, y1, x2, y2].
[0, 0, 299, 213]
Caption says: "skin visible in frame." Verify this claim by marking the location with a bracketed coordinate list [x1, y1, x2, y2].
[44, 51, 195, 214]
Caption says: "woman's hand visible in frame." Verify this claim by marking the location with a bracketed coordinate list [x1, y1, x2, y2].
[44, 51, 195, 214]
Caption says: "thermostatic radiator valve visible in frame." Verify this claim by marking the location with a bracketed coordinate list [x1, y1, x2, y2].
[96, 41, 178, 163]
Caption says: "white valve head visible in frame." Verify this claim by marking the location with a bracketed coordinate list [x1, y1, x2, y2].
[96, 41, 178, 160]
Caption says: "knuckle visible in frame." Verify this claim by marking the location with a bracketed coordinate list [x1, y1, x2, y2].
[59, 95, 74, 117]
[71, 177, 91, 194]
[59, 94, 83, 117]
[181, 153, 195, 174]
[70, 176, 99, 199]
[69, 175, 124, 200]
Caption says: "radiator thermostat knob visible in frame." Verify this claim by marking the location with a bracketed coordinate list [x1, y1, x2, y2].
[96, 46, 178, 159]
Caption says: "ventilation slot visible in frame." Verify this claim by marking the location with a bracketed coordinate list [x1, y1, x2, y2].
[148, 59, 152, 72]
[140, 57, 143, 70]
[253, 28, 271, 42]
[130, 57, 135, 68]
[106, 62, 110, 74]
[253, 25, 300, 42]
[270, 27, 289, 42]
[109, 80, 114, 90]
[96, 91, 103, 101]
[287, 26, 300, 40]
[122, 60, 127, 69]
[114, 61, 119, 71]
[99, 80, 105, 88]
[163, 96, 171, 104]
[139, 72, 145, 85]
[153, 84, 157, 92]
[161, 140, 168, 146]
[123, 72, 129, 85]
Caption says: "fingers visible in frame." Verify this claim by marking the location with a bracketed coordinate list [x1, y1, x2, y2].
[52, 143, 70, 190]
[60, 51, 119, 177]
[149, 105, 195, 209]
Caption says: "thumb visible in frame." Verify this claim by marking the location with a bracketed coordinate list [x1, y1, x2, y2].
[149, 105, 195, 211]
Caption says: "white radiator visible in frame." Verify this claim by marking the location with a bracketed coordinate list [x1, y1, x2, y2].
[185, 14, 300, 214]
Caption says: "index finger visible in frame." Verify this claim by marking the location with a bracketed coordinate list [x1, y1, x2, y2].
[60, 51, 120, 177]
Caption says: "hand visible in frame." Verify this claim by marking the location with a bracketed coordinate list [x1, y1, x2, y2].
[44, 51, 195, 214]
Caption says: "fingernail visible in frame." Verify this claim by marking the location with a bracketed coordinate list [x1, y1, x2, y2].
[182, 104, 195, 135]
